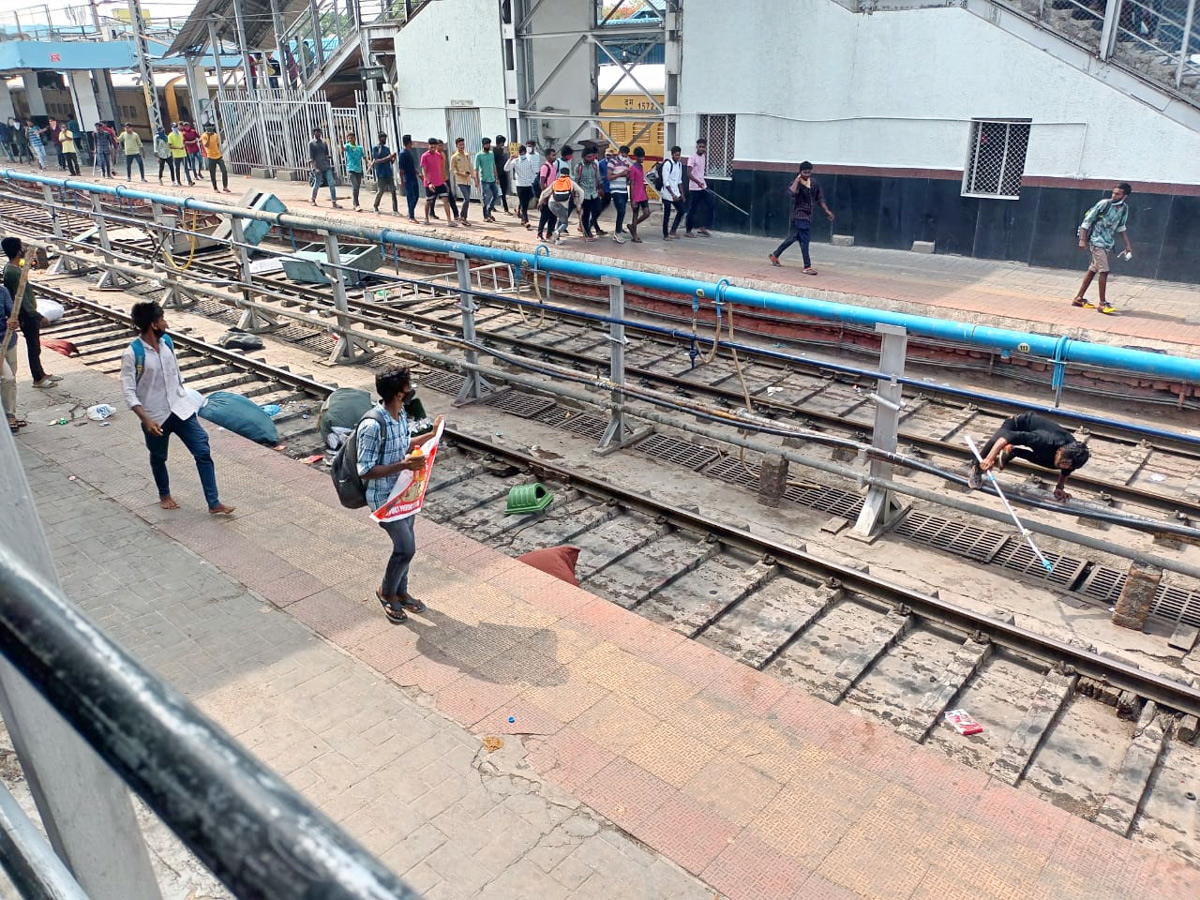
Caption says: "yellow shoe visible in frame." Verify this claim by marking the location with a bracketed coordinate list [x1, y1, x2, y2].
[1097, 304, 1117, 315]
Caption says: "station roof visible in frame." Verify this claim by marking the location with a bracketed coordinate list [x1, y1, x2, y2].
[165, 0, 310, 57]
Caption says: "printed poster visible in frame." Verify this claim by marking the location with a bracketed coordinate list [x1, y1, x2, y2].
[372, 417, 445, 523]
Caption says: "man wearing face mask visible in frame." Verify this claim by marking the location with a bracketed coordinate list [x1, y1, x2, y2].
[120, 301, 235, 515]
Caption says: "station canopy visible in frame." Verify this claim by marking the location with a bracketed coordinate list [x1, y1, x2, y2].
[165, 0, 312, 57]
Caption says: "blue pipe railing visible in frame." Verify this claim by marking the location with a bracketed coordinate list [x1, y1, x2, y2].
[6, 168, 1200, 385]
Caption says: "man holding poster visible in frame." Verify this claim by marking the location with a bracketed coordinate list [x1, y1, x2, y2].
[356, 367, 441, 624]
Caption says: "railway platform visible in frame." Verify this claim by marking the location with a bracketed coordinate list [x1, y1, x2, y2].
[29, 162, 1200, 356]
[13, 307, 1200, 899]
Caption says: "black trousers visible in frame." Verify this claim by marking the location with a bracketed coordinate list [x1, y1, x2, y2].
[18, 309, 45, 383]
[517, 185, 534, 223]
[662, 199, 685, 237]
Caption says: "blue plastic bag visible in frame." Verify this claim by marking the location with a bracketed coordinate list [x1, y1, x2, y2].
[199, 391, 279, 445]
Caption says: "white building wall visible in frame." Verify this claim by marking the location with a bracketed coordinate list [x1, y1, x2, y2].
[680, 0, 1200, 185]
[393, 0, 508, 144]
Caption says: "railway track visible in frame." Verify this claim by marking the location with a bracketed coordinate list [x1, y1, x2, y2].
[35, 293, 1200, 867]
[21, 198, 1200, 525]
[28, 209, 1200, 628]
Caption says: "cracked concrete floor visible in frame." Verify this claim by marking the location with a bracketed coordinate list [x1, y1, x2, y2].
[1, 443, 714, 900]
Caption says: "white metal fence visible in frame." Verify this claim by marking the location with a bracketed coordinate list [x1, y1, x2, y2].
[217, 89, 336, 177]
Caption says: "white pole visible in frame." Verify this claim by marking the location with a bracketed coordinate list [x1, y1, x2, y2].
[965, 436, 1054, 573]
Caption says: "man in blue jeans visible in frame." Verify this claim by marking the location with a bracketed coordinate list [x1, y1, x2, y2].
[768, 161, 834, 275]
[120, 301, 235, 515]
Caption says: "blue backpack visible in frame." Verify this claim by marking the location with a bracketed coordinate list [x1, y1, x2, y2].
[131, 334, 175, 383]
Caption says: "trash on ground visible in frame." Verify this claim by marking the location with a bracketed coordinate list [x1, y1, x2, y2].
[945, 709, 983, 735]
[36, 297, 64, 323]
[258, 403, 282, 418]
[305, 454, 324, 464]
[216, 330, 265, 351]
[67, 475, 76, 481]
[1149, 473, 1166, 482]
[482, 736, 504, 752]
[86, 404, 115, 421]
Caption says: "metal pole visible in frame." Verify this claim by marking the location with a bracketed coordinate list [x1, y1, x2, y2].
[1177, 0, 1197, 87]
[125, 0, 161, 137]
[1099, 0, 1124, 60]
[0, 421, 162, 900]
[91, 194, 123, 290]
[0, 782, 90, 900]
[596, 275, 649, 453]
[230, 217, 276, 332]
[324, 233, 367, 363]
[231, 4, 274, 175]
[453, 251, 488, 403]
[852, 323, 908, 539]
[207, 21, 226, 102]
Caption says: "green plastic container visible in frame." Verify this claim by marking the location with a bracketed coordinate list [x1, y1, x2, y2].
[505, 483, 553, 515]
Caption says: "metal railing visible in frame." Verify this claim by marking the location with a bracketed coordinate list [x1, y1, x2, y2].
[1005, 0, 1200, 98]
[0, 417, 421, 897]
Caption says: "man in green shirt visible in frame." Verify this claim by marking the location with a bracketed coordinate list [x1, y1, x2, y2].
[2, 238, 59, 390]
[475, 137, 500, 223]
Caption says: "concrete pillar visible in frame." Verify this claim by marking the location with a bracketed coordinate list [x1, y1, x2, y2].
[0, 82, 16, 122]
[184, 58, 212, 124]
[757, 455, 789, 508]
[22, 74, 47, 117]
[1111, 562, 1163, 631]
[68, 71, 101, 130]
[93, 70, 117, 123]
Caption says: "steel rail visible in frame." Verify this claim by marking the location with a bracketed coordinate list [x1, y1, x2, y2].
[447, 432, 1200, 719]
[48, 297, 1200, 714]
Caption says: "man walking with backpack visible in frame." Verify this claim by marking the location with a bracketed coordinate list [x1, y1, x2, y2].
[351, 367, 433, 624]
[537, 169, 584, 244]
[1071, 183, 1133, 316]
[656, 145, 686, 239]
[120, 301, 235, 516]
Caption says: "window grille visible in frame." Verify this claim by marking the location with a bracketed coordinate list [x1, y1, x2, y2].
[699, 113, 735, 178]
[962, 119, 1030, 200]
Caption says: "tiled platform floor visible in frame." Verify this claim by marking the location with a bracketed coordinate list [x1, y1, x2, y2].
[11, 351, 1200, 899]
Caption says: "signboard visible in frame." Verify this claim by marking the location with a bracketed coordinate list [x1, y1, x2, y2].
[449, 99, 476, 108]
[372, 418, 445, 523]
[358, 66, 387, 81]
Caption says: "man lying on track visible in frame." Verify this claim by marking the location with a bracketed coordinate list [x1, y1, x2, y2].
[968, 411, 1091, 502]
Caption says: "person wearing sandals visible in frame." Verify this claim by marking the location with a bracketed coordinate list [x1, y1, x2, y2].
[357, 367, 435, 623]
[3, 238, 59, 390]
[627, 147, 652, 243]
[768, 161, 833, 275]
[1, 280, 22, 435]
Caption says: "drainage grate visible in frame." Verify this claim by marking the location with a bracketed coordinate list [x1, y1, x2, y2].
[1078, 566, 1125, 605]
[634, 434, 720, 471]
[559, 413, 609, 440]
[893, 512, 1008, 563]
[275, 324, 323, 343]
[704, 456, 760, 488]
[294, 333, 337, 355]
[1152, 585, 1200, 628]
[420, 371, 467, 395]
[194, 300, 240, 324]
[484, 391, 557, 418]
[784, 484, 863, 519]
[993, 539, 1087, 588]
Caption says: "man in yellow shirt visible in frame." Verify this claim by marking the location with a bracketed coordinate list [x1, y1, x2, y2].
[200, 123, 230, 193]
[167, 123, 193, 186]
[59, 127, 79, 176]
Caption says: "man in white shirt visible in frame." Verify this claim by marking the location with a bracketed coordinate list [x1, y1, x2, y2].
[120, 301, 235, 515]
[507, 143, 540, 228]
[660, 144, 686, 240]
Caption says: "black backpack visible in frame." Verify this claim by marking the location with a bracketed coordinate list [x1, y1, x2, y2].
[646, 161, 663, 191]
[330, 408, 388, 509]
